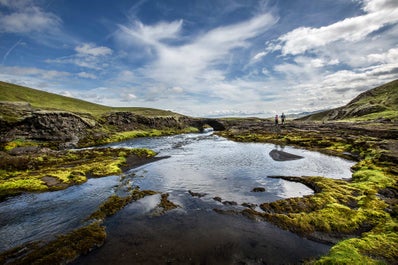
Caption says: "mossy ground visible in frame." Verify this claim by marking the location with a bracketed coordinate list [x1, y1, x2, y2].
[218, 122, 398, 264]
[0, 147, 157, 200]
[103, 127, 199, 144]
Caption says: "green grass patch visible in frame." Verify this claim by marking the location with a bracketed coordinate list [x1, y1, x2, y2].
[104, 127, 200, 143]
[0, 148, 157, 199]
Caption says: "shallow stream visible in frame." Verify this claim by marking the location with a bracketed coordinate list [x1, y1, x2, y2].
[0, 132, 355, 264]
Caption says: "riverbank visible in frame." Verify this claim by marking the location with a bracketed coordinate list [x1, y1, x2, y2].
[216, 119, 398, 264]
[1, 119, 397, 264]
[0, 146, 158, 201]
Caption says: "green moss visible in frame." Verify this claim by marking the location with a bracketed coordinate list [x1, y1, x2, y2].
[89, 188, 158, 220]
[0, 148, 157, 199]
[315, 223, 398, 264]
[104, 127, 199, 144]
[0, 222, 106, 265]
[0, 178, 47, 197]
[3, 139, 39, 152]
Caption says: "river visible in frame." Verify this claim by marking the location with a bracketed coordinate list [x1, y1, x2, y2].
[0, 131, 355, 264]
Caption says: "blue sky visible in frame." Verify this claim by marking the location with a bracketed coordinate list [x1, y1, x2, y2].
[1, 0, 397, 117]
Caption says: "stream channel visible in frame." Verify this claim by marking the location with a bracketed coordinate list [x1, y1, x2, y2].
[0, 131, 355, 264]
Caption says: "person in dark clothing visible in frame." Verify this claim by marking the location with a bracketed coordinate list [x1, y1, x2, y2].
[281, 113, 286, 125]
[275, 114, 279, 125]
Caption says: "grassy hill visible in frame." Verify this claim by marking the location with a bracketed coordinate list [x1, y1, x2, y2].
[299, 79, 398, 121]
[0, 81, 180, 119]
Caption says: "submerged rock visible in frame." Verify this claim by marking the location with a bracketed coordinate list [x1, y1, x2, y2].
[188, 190, 207, 198]
[269, 149, 304, 161]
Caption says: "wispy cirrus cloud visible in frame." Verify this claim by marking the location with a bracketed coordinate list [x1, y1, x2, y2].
[0, 0, 62, 34]
[46, 43, 113, 70]
[115, 12, 277, 102]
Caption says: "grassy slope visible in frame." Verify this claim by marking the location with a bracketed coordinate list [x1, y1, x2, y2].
[300, 79, 398, 121]
[0, 81, 181, 118]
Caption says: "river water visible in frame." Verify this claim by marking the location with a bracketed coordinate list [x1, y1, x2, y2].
[0, 132, 355, 264]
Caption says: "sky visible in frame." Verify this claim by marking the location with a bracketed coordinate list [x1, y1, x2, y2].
[0, 0, 397, 117]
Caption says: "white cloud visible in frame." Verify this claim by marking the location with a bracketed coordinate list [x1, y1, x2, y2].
[366, 47, 398, 64]
[268, 0, 398, 56]
[249, 0, 398, 116]
[0, 0, 61, 33]
[0, 65, 71, 92]
[47, 43, 113, 70]
[118, 13, 277, 90]
[0, 65, 70, 79]
[77, 72, 97, 79]
[171, 86, 184, 93]
[75, 43, 113, 57]
[252, 51, 267, 60]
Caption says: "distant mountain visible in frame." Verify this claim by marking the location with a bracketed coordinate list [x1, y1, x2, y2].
[298, 79, 398, 122]
[287, 109, 329, 119]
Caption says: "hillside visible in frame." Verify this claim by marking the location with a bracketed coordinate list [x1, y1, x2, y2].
[0, 81, 180, 120]
[0, 81, 226, 149]
[299, 79, 398, 121]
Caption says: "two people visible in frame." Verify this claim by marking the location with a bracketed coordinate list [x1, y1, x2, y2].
[275, 113, 286, 125]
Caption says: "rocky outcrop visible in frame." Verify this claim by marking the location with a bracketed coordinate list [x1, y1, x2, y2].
[101, 112, 226, 132]
[1, 111, 95, 149]
[101, 112, 196, 131]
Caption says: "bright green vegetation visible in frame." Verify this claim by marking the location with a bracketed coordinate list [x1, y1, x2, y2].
[0, 81, 181, 119]
[0, 147, 157, 199]
[104, 127, 200, 143]
[3, 139, 41, 151]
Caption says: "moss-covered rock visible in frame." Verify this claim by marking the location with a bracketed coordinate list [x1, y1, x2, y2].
[0, 147, 157, 200]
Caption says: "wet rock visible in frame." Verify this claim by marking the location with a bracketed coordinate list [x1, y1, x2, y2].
[241, 203, 257, 209]
[269, 149, 304, 161]
[213, 197, 222, 202]
[212, 197, 238, 206]
[188, 190, 207, 198]
[252, 187, 266, 192]
[222, 201, 238, 206]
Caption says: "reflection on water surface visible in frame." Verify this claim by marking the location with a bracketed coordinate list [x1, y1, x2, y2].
[1, 132, 355, 264]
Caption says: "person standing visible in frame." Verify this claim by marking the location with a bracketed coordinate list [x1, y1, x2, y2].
[275, 114, 279, 125]
[281, 113, 286, 125]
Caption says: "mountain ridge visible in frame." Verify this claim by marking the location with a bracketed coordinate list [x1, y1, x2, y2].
[298, 79, 398, 122]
